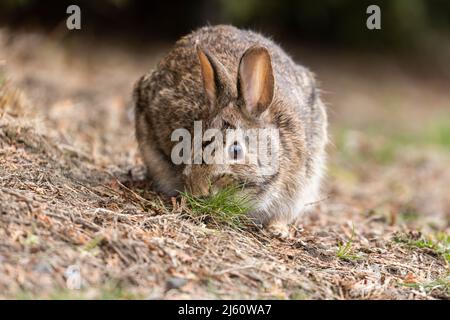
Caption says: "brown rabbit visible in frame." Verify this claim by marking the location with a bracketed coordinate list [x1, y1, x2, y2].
[134, 25, 328, 237]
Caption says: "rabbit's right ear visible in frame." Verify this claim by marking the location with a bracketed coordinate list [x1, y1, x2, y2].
[238, 46, 274, 118]
[196, 45, 235, 106]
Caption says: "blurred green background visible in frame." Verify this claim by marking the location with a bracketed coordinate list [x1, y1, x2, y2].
[0, 0, 449, 52]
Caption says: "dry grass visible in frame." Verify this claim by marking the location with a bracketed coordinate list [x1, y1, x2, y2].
[0, 30, 449, 299]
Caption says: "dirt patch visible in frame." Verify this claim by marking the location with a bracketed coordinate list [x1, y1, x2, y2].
[0, 30, 449, 299]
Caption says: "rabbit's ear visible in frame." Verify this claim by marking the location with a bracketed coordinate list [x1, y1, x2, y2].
[238, 46, 274, 117]
[196, 45, 235, 105]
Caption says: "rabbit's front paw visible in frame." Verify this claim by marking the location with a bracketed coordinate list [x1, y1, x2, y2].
[266, 220, 290, 239]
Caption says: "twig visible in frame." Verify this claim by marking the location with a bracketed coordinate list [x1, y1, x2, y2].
[213, 264, 256, 276]
[304, 195, 331, 207]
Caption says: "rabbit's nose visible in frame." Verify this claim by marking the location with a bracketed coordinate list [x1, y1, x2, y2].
[213, 175, 234, 189]
[190, 183, 211, 198]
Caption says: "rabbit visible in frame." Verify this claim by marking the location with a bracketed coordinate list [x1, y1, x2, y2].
[134, 25, 328, 237]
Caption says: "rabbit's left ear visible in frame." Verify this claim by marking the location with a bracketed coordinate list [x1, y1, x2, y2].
[196, 45, 235, 107]
[238, 46, 274, 117]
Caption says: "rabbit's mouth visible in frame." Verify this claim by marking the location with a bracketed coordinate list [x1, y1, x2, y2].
[209, 174, 238, 194]
[183, 166, 240, 198]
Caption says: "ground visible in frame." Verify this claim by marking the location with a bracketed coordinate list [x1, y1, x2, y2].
[0, 29, 449, 299]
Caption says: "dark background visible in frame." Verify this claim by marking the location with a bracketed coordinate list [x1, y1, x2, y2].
[1, 0, 449, 52]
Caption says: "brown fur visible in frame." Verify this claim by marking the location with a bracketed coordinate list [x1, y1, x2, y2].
[134, 25, 328, 231]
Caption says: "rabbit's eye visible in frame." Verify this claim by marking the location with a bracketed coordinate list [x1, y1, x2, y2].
[223, 121, 232, 129]
[228, 141, 243, 161]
